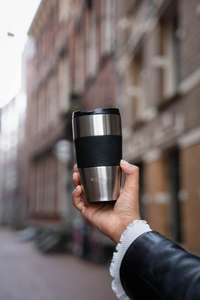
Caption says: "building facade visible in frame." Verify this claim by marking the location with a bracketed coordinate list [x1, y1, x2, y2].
[26, 0, 117, 256]
[116, 0, 200, 253]
[0, 38, 34, 229]
[26, 0, 74, 230]
[0, 94, 27, 228]
[26, 0, 200, 255]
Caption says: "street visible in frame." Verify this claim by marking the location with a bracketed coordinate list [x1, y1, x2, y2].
[0, 230, 117, 300]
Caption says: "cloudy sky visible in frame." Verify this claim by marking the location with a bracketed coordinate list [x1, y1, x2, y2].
[0, 0, 41, 108]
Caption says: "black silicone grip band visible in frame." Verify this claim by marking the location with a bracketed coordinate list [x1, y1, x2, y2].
[75, 135, 122, 168]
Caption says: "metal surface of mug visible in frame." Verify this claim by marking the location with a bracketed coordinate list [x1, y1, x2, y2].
[72, 108, 122, 202]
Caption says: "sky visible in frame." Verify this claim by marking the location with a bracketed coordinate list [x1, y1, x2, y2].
[0, 0, 41, 108]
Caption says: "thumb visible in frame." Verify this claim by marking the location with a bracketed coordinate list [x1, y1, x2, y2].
[120, 160, 139, 197]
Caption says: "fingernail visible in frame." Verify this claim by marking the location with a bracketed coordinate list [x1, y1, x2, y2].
[120, 159, 130, 167]
[73, 186, 79, 193]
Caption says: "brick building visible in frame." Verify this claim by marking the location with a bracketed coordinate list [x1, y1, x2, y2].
[25, 0, 117, 255]
[26, 0, 200, 255]
[0, 38, 34, 229]
[0, 95, 27, 228]
[26, 0, 75, 230]
[116, 0, 200, 253]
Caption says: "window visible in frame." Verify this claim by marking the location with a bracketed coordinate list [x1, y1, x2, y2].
[127, 50, 145, 124]
[44, 155, 55, 214]
[29, 166, 36, 214]
[30, 154, 59, 217]
[38, 88, 45, 133]
[136, 162, 145, 220]
[36, 162, 41, 213]
[57, 161, 67, 214]
[48, 74, 58, 126]
[105, 0, 112, 54]
[59, 0, 70, 23]
[46, 79, 51, 127]
[100, 0, 106, 56]
[31, 97, 37, 136]
[44, 156, 49, 213]
[46, 155, 57, 214]
[168, 149, 182, 243]
[74, 32, 85, 93]
[85, 7, 97, 79]
[58, 57, 70, 114]
[124, 0, 138, 15]
[100, 0, 114, 56]
[43, 83, 48, 131]
[159, 1, 180, 100]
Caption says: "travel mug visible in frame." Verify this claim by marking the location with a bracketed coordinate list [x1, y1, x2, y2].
[72, 108, 122, 202]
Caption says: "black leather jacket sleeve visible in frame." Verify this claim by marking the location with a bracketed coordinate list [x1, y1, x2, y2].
[120, 231, 200, 300]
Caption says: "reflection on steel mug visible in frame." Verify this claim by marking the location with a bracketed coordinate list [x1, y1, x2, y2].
[72, 108, 122, 202]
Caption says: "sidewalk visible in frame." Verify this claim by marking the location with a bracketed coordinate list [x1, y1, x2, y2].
[0, 229, 117, 300]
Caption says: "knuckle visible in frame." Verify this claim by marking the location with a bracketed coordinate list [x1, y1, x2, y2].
[133, 165, 139, 172]
[130, 165, 139, 176]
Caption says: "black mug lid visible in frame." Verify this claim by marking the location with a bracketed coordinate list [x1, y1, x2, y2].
[72, 108, 120, 118]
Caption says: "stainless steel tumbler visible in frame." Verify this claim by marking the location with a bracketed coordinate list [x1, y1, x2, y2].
[72, 108, 122, 202]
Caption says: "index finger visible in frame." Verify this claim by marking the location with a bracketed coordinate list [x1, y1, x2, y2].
[74, 164, 78, 172]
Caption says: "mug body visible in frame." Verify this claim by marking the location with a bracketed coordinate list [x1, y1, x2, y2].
[72, 108, 122, 202]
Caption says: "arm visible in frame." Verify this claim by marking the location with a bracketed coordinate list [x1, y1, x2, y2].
[72, 160, 200, 300]
[120, 231, 200, 300]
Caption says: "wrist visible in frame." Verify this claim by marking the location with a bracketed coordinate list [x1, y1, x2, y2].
[110, 219, 152, 299]
[113, 216, 141, 244]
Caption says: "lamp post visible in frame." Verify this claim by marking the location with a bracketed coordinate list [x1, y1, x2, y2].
[54, 140, 72, 164]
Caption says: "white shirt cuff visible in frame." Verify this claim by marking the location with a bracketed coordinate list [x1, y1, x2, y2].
[110, 220, 152, 300]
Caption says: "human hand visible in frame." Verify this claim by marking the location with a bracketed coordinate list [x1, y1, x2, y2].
[72, 160, 141, 244]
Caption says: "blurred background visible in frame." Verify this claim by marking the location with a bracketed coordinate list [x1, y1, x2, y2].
[0, 0, 200, 299]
